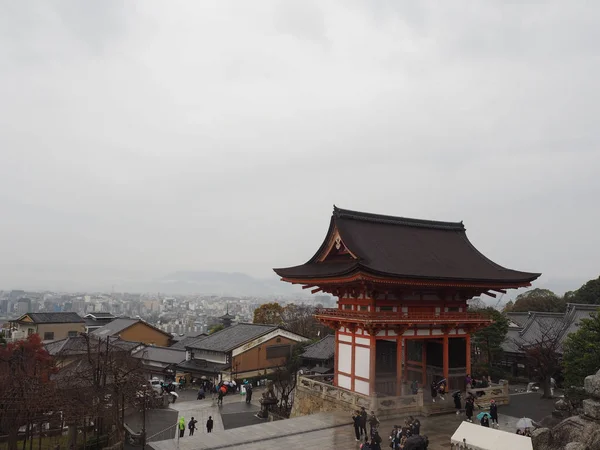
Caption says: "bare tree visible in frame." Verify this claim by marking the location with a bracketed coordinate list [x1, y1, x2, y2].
[281, 304, 328, 340]
[513, 313, 573, 398]
[271, 343, 307, 416]
[51, 335, 148, 448]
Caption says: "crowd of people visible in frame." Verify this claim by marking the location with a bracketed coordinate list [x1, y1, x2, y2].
[352, 408, 429, 450]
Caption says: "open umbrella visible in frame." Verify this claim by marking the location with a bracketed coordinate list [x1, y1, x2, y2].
[516, 417, 534, 429]
[476, 412, 490, 421]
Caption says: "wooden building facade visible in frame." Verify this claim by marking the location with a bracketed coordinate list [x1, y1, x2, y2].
[274, 206, 540, 396]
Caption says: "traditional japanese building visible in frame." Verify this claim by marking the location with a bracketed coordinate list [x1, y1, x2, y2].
[274, 207, 540, 397]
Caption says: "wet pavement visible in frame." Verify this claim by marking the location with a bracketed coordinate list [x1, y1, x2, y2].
[144, 387, 550, 450]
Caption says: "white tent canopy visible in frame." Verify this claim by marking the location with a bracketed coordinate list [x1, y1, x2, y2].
[451, 422, 533, 450]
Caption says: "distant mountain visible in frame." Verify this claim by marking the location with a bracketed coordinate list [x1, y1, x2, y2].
[124, 270, 307, 297]
[0, 264, 309, 297]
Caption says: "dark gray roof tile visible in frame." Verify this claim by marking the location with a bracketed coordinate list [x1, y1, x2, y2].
[185, 323, 278, 352]
[301, 335, 335, 361]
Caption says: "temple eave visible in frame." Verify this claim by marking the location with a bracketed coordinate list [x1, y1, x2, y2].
[279, 273, 534, 290]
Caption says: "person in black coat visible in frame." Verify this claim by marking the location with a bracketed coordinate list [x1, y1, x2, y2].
[359, 407, 368, 437]
[480, 415, 490, 427]
[489, 400, 499, 428]
[453, 391, 462, 415]
[465, 398, 474, 423]
[206, 416, 213, 433]
[430, 381, 438, 402]
[352, 411, 362, 441]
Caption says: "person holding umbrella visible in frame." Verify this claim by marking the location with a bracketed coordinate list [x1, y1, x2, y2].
[480, 413, 490, 427]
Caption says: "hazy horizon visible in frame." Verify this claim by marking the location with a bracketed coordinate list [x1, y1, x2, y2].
[1, 2, 599, 296]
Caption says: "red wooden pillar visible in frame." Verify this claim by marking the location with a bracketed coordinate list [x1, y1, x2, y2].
[421, 339, 427, 387]
[443, 334, 449, 392]
[403, 338, 409, 382]
[465, 334, 471, 377]
[351, 328, 356, 391]
[396, 337, 403, 396]
[370, 335, 377, 395]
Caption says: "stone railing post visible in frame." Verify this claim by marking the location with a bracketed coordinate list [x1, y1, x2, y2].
[417, 388, 424, 408]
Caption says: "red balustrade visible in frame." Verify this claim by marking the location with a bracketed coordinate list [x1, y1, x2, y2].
[314, 308, 491, 324]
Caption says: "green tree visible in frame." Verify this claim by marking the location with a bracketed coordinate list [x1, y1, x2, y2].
[502, 300, 515, 312]
[253, 302, 284, 325]
[564, 276, 600, 305]
[563, 308, 600, 388]
[510, 288, 566, 313]
[208, 324, 224, 334]
[472, 308, 509, 370]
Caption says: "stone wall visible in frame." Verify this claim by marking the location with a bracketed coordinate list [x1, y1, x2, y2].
[291, 376, 372, 417]
[292, 376, 424, 418]
[467, 380, 510, 407]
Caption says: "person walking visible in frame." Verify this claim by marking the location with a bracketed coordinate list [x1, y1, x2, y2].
[245, 383, 253, 404]
[430, 381, 438, 403]
[368, 410, 380, 437]
[371, 431, 382, 450]
[206, 416, 214, 433]
[489, 399, 499, 428]
[188, 417, 198, 436]
[359, 407, 368, 438]
[178, 417, 186, 438]
[465, 397, 474, 423]
[453, 391, 462, 415]
[409, 416, 420, 436]
[352, 410, 362, 442]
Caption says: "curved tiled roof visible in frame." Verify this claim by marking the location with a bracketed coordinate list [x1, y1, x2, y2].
[274, 206, 540, 285]
[301, 335, 335, 361]
[184, 323, 278, 352]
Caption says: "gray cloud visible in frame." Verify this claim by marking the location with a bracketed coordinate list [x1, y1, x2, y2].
[0, 1, 598, 293]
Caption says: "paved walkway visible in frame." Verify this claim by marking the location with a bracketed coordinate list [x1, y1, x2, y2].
[147, 387, 545, 450]
[149, 406, 524, 450]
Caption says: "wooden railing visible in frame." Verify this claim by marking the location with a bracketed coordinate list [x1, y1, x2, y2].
[314, 308, 490, 323]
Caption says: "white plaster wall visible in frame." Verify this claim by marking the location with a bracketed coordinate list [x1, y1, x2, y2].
[338, 374, 351, 390]
[339, 334, 352, 343]
[432, 329, 443, 336]
[355, 379, 370, 395]
[417, 329, 430, 336]
[355, 337, 370, 346]
[338, 342, 352, 374]
[354, 346, 370, 379]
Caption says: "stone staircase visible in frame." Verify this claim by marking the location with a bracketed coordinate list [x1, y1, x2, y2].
[421, 396, 457, 416]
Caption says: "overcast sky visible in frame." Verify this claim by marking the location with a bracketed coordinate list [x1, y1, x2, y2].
[0, 1, 598, 293]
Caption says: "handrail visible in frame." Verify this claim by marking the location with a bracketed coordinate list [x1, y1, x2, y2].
[314, 308, 490, 323]
[146, 423, 178, 442]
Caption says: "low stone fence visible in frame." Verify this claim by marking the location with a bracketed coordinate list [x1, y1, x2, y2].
[291, 375, 371, 417]
[292, 375, 510, 419]
[292, 376, 425, 419]
[467, 380, 510, 407]
[375, 390, 423, 418]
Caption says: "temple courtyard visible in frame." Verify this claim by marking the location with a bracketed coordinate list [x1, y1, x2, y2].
[146, 390, 553, 450]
